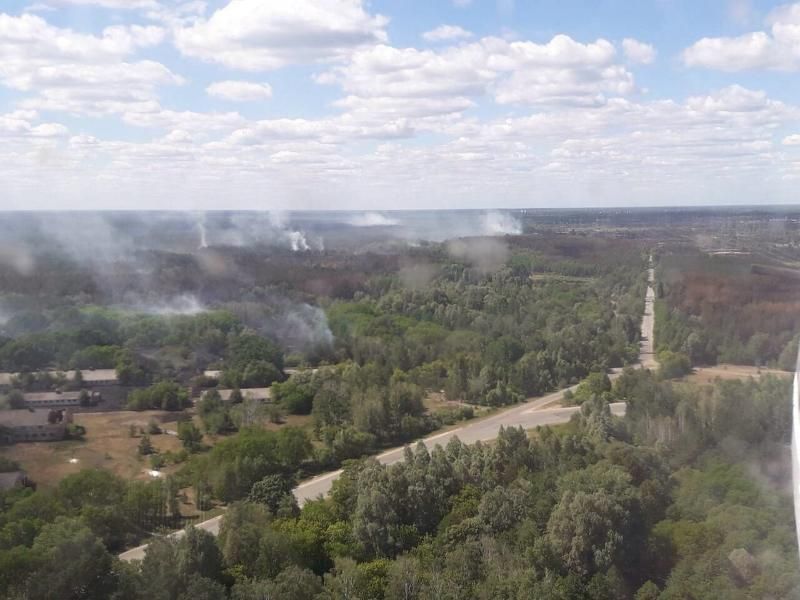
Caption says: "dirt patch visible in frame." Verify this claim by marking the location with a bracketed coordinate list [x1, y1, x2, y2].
[0, 410, 184, 487]
[683, 364, 791, 385]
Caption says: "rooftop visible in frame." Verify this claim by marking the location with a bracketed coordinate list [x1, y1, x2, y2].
[0, 409, 62, 427]
[24, 391, 82, 402]
[0, 369, 117, 386]
[216, 388, 272, 402]
[0, 471, 27, 491]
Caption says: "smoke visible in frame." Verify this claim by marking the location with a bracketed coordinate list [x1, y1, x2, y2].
[123, 293, 207, 316]
[289, 230, 310, 252]
[35, 212, 135, 265]
[399, 262, 439, 290]
[447, 237, 510, 273]
[279, 303, 334, 350]
[482, 211, 522, 235]
[225, 299, 333, 353]
[0, 243, 35, 275]
[205, 213, 319, 252]
[0, 304, 11, 326]
[338, 210, 523, 246]
[197, 213, 208, 249]
[349, 212, 399, 227]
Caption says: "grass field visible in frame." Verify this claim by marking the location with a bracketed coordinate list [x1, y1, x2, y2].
[0, 410, 185, 486]
[683, 363, 791, 385]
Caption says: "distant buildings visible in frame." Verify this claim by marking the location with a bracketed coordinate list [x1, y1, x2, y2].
[23, 390, 101, 409]
[0, 409, 72, 443]
[0, 470, 29, 492]
[208, 388, 272, 403]
[0, 369, 118, 391]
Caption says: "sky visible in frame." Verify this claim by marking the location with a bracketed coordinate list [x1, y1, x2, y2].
[1, 0, 800, 211]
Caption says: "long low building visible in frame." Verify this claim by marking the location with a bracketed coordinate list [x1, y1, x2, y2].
[200, 388, 272, 403]
[0, 409, 72, 443]
[23, 390, 101, 409]
[0, 369, 118, 390]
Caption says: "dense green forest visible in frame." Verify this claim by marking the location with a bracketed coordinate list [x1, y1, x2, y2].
[1, 373, 796, 599]
[654, 249, 800, 368]
[1, 234, 647, 460]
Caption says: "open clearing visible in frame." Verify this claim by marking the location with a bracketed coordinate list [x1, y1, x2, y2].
[683, 364, 791, 385]
[0, 410, 184, 486]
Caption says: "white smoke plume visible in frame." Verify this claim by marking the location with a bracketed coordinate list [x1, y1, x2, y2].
[280, 304, 334, 349]
[210, 213, 317, 252]
[349, 212, 399, 227]
[123, 293, 207, 316]
[289, 230, 310, 252]
[446, 237, 510, 273]
[0, 243, 35, 275]
[197, 213, 208, 249]
[482, 211, 522, 235]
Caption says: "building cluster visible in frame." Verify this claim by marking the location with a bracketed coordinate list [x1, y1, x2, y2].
[0, 369, 116, 444]
[0, 408, 73, 443]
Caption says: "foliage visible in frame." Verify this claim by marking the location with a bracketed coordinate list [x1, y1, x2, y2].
[128, 381, 190, 411]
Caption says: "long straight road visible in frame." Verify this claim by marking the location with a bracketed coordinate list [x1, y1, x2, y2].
[119, 260, 656, 561]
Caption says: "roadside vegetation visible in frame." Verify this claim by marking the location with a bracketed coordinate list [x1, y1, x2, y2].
[2, 371, 796, 599]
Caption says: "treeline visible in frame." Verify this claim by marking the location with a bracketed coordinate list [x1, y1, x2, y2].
[0, 468, 186, 594]
[0, 306, 287, 402]
[655, 250, 800, 368]
[327, 240, 646, 406]
[2, 372, 796, 598]
[175, 237, 648, 465]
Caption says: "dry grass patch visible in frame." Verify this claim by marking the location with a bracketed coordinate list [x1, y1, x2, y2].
[684, 364, 791, 385]
[0, 410, 184, 487]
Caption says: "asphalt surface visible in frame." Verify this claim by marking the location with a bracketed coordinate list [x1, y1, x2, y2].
[119, 266, 656, 562]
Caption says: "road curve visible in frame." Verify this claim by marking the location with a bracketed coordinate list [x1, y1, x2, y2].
[120, 261, 655, 562]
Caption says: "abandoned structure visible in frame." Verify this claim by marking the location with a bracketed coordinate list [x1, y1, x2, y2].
[23, 390, 101, 409]
[0, 409, 72, 443]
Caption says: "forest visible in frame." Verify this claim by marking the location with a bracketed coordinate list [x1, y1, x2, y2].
[654, 249, 800, 369]
[3, 210, 798, 598]
[0, 232, 647, 463]
[0, 371, 796, 599]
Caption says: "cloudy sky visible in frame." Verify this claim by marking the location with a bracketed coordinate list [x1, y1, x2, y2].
[1, 0, 800, 210]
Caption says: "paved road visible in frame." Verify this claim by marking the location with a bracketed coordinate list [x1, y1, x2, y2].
[120, 262, 656, 561]
[293, 401, 626, 506]
[639, 266, 657, 370]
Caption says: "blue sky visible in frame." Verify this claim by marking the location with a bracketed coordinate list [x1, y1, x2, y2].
[1, 0, 799, 210]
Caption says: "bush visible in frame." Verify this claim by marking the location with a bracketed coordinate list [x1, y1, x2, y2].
[65, 423, 86, 439]
[127, 381, 190, 411]
[138, 435, 154, 456]
[658, 351, 692, 379]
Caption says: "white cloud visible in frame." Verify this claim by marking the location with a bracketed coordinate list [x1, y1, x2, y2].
[491, 35, 635, 105]
[683, 2, 800, 70]
[2, 7, 799, 210]
[48, 0, 160, 8]
[0, 110, 68, 138]
[174, 0, 388, 71]
[317, 35, 636, 119]
[0, 13, 179, 116]
[423, 25, 473, 42]
[622, 38, 656, 64]
[207, 80, 273, 102]
[0, 14, 164, 65]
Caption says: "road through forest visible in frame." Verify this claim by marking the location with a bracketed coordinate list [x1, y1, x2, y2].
[119, 261, 656, 561]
